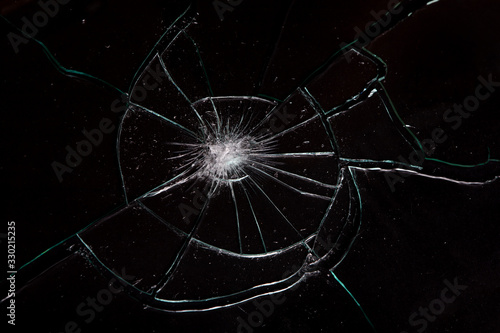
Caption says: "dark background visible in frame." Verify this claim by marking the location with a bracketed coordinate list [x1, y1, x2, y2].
[1, 0, 499, 332]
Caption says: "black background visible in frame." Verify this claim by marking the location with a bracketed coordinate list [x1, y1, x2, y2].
[2, 0, 500, 332]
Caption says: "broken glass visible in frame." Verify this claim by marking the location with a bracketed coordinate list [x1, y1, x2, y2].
[2, 0, 500, 332]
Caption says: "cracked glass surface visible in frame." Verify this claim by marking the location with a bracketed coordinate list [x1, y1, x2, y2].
[2, 0, 500, 332]
[81, 14, 346, 310]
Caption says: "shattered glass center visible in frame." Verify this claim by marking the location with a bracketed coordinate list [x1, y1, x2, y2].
[201, 135, 253, 180]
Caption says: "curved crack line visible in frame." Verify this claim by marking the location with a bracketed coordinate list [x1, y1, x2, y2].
[229, 182, 243, 254]
[250, 159, 338, 189]
[248, 164, 332, 201]
[244, 172, 313, 254]
[154, 179, 218, 296]
[239, 182, 268, 253]
[129, 102, 201, 140]
[157, 53, 206, 129]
